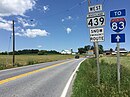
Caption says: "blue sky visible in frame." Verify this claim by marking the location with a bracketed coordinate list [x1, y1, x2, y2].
[0, 0, 130, 52]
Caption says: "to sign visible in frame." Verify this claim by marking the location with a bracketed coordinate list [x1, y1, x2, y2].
[87, 12, 105, 28]
[89, 4, 102, 13]
[110, 18, 126, 32]
[110, 9, 126, 17]
[90, 28, 104, 42]
[111, 33, 125, 43]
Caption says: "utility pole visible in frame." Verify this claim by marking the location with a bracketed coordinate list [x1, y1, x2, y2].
[88, 0, 91, 6]
[12, 20, 15, 66]
[95, 42, 100, 85]
[88, 0, 96, 57]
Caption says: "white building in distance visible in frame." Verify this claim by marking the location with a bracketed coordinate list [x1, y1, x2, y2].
[61, 50, 72, 55]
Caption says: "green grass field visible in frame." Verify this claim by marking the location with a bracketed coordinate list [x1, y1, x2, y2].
[0, 55, 74, 70]
[71, 56, 130, 97]
[100, 56, 130, 70]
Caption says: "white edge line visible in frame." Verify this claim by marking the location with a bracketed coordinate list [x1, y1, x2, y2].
[60, 58, 86, 97]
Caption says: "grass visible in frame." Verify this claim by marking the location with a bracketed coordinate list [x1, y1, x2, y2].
[0, 54, 74, 70]
[100, 56, 130, 70]
[71, 56, 130, 97]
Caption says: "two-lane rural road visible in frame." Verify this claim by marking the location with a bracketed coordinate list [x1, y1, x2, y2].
[0, 58, 85, 97]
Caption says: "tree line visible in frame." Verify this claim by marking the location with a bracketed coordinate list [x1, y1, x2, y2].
[0, 45, 104, 55]
[0, 49, 60, 55]
[78, 45, 104, 54]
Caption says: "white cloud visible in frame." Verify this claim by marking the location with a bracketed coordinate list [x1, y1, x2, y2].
[43, 5, 49, 13]
[15, 29, 49, 38]
[66, 27, 72, 34]
[0, 17, 12, 31]
[67, 16, 72, 20]
[15, 33, 23, 36]
[61, 16, 73, 22]
[37, 45, 42, 48]
[18, 17, 36, 27]
[25, 29, 49, 38]
[61, 19, 65, 22]
[0, 0, 36, 16]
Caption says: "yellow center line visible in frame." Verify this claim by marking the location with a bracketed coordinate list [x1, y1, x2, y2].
[0, 60, 74, 85]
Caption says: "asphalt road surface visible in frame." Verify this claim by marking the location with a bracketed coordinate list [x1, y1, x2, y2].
[0, 58, 85, 97]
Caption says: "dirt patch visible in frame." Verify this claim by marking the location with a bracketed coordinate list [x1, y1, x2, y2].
[127, 53, 130, 56]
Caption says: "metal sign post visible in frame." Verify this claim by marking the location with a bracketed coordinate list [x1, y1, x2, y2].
[111, 33, 125, 91]
[87, 3, 105, 85]
[116, 33, 120, 91]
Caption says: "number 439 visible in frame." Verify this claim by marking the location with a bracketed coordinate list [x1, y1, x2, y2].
[87, 17, 105, 27]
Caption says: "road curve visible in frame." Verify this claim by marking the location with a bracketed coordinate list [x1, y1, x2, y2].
[0, 58, 85, 97]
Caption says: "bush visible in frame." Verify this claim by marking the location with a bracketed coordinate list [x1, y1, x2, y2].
[27, 60, 35, 65]
[0, 64, 6, 70]
[5, 64, 14, 69]
[15, 63, 23, 67]
[27, 60, 38, 65]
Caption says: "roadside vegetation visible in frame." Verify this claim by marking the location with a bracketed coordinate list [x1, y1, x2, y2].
[0, 55, 74, 70]
[71, 56, 130, 97]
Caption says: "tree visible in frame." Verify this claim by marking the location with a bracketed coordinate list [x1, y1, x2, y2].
[110, 48, 113, 52]
[91, 46, 94, 50]
[84, 45, 91, 51]
[98, 45, 104, 54]
[77, 44, 104, 55]
[110, 48, 113, 54]
[78, 48, 86, 54]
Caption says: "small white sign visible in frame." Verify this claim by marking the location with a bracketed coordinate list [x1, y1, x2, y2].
[87, 15, 105, 28]
[88, 4, 102, 13]
[87, 12, 105, 18]
[87, 12, 105, 28]
[90, 28, 104, 42]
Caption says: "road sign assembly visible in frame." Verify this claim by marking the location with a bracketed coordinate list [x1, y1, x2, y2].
[88, 4, 102, 13]
[90, 28, 104, 42]
[110, 8, 126, 91]
[110, 18, 126, 32]
[110, 9, 126, 18]
[87, 4, 105, 85]
[87, 12, 105, 28]
[111, 33, 125, 43]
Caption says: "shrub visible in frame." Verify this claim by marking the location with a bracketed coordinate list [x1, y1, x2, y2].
[0, 64, 6, 70]
[27, 60, 35, 65]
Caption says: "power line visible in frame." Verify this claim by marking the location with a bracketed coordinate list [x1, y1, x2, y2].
[102, 0, 106, 6]
[36, 0, 87, 19]
[6, 32, 12, 65]
[88, 0, 91, 6]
